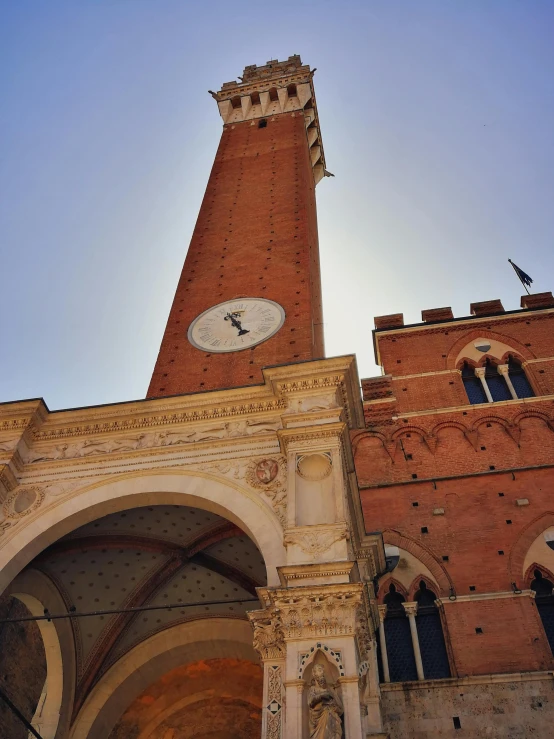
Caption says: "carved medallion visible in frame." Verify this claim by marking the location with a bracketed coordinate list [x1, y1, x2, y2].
[3, 486, 44, 519]
[296, 453, 332, 481]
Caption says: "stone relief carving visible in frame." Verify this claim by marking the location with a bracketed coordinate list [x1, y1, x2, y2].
[250, 612, 286, 660]
[283, 527, 348, 559]
[308, 663, 343, 739]
[3, 486, 44, 519]
[23, 419, 282, 464]
[271, 586, 363, 639]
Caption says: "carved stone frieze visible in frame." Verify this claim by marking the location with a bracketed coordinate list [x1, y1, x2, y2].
[258, 583, 364, 640]
[284, 525, 349, 560]
[23, 418, 282, 465]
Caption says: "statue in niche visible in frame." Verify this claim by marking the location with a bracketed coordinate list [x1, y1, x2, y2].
[308, 663, 343, 739]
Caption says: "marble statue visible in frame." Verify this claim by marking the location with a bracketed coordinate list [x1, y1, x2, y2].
[307, 663, 343, 739]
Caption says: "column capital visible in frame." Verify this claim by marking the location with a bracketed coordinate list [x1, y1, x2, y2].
[474, 366, 486, 378]
[497, 363, 509, 376]
[377, 604, 387, 623]
[402, 601, 418, 617]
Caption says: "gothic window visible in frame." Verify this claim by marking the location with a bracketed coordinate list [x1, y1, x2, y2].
[462, 362, 487, 404]
[507, 356, 534, 398]
[414, 581, 450, 679]
[383, 584, 418, 682]
[531, 570, 554, 654]
[484, 359, 512, 402]
[462, 357, 535, 405]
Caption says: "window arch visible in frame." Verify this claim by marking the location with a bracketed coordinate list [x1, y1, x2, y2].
[414, 581, 450, 679]
[461, 356, 535, 405]
[531, 569, 554, 654]
[507, 356, 534, 398]
[382, 584, 418, 682]
[461, 362, 487, 404]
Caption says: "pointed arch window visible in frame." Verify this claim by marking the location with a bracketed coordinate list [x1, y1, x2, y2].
[462, 357, 535, 405]
[414, 581, 450, 679]
[531, 570, 554, 654]
[382, 584, 418, 682]
[507, 356, 534, 399]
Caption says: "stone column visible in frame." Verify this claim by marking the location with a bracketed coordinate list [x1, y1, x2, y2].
[249, 611, 286, 739]
[377, 605, 390, 683]
[474, 367, 493, 403]
[403, 601, 424, 681]
[497, 363, 518, 400]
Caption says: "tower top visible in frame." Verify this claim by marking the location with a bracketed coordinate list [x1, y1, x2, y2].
[211, 55, 327, 183]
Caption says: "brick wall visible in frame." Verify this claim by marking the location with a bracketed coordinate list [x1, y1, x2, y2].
[358, 303, 554, 677]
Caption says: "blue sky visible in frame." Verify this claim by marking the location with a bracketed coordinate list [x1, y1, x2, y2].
[1, 0, 553, 409]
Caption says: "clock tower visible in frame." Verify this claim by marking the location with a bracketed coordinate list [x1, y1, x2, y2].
[147, 55, 328, 398]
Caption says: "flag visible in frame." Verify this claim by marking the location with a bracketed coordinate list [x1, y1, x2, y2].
[508, 259, 533, 288]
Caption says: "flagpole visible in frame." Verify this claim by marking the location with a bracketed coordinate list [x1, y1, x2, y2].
[508, 259, 531, 295]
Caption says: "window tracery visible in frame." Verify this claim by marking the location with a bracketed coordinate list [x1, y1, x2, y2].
[461, 356, 534, 405]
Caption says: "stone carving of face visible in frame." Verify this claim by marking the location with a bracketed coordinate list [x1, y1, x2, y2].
[313, 664, 326, 685]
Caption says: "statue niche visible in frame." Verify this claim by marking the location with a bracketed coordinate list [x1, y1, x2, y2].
[306, 661, 343, 739]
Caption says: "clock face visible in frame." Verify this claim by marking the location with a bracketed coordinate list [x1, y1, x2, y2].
[188, 298, 285, 353]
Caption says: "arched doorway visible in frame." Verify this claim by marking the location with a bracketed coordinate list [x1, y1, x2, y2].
[1, 499, 267, 738]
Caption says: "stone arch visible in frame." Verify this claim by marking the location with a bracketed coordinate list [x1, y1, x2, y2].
[408, 574, 439, 601]
[0, 470, 286, 593]
[383, 530, 452, 596]
[446, 328, 535, 369]
[524, 562, 554, 588]
[377, 577, 408, 604]
[9, 592, 63, 739]
[509, 512, 554, 583]
[70, 618, 258, 739]
[298, 643, 345, 679]
[5, 568, 76, 739]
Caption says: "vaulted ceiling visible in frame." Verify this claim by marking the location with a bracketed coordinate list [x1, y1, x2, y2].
[29, 504, 266, 715]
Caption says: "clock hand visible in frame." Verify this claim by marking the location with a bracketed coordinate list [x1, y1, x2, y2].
[224, 312, 250, 337]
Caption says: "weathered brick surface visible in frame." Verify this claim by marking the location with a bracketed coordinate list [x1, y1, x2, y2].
[358, 307, 554, 678]
[148, 113, 323, 398]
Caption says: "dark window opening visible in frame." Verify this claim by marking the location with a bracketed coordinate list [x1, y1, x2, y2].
[269, 87, 279, 102]
[462, 362, 487, 404]
[287, 83, 297, 97]
[383, 584, 418, 682]
[230, 96, 241, 109]
[251, 91, 260, 105]
[415, 581, 451, 679]
[453, 716, 462, 730]
[258, 119, 267, 129]
[507, 356, 534, 398]
[532, 570, 554, 655]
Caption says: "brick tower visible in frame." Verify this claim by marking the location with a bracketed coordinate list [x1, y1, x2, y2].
[148, 55, 327, 398]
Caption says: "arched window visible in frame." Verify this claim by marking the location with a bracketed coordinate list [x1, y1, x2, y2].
[507, 356, 534, 398]
[414, 581, 450, 679]
[462, 362, 487, 404]
[383, 584, 418, 682]
[484, 359, 512, 401]
[531, 569, 554, 654]
[462, 357, 535, 405]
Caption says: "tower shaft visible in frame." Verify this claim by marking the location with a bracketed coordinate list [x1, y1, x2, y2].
[148, 56, 326, 398]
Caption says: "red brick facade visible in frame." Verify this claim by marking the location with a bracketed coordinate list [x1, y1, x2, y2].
[147, 112, 324, 398]
[357, 298, 554, 677]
